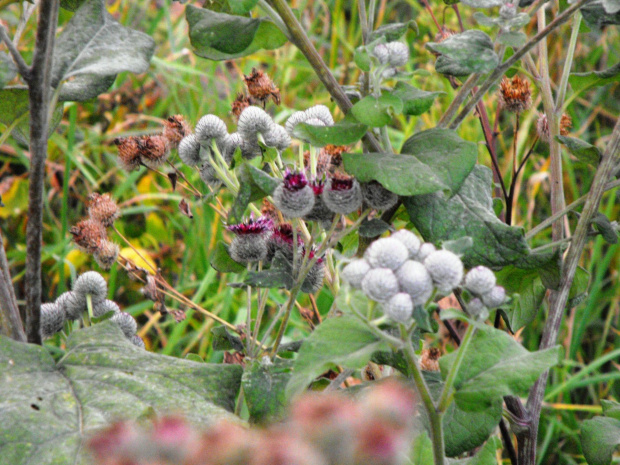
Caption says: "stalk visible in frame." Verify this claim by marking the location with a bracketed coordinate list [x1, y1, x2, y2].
[437, 324, 475, 412]
[0, 233, 25, 341]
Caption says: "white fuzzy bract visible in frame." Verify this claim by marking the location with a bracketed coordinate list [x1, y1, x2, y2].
[395, 260, 433, 305]
[41, 303, 65, 338]
[342, 259, 371, 288]
[481, 286, 506, 308]
[464, 266, 497, 296]
[424, 250, 464, 293]
[390, 230, 421, 259]
[385, 42, 410, 67]
[55, 291, 86, 321]
[364, 238, 409, 270]
[384, 293, 413, 323]
[178, 134, 202, 166]
[361, 268, 399, 302]
[195, 115, 228, 146]
[418, 243, 436, 261]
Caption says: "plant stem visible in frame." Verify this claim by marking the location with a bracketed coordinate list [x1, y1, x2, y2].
[0, 25, 31, 81]
[437, 324, 475, 412]
[447, 0, 595, 129]
[555, 12, 582, 110]
[0, 232, 26, 341]
[25, 0, 60, 344]
[266, 0, 384, 153]
[522, 119, 620, 465]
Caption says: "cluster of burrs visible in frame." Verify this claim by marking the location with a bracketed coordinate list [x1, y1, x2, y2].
[370, 41, 410, 77]
[342, 230, 506, 323]
[40, 271, 144, 348]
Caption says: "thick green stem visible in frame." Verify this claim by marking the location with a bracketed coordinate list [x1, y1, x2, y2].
[437, 324, 476, 412]
[555, 12, 582, 110]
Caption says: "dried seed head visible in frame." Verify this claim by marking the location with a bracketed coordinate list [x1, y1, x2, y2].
[138, 135, 170, 168]
[364, 237, 409, 270]
[481, 285, 506, 307]
[94, 240, 120, 270]
[420, 348, 441, 372]
[130, 334, 145, 349]
[342, 259, 372, 289]
[536, 112, 572, 142]
[499, 75, 532, 113]
[262, 124, 291, 151]
[195, 114, 228, 146]
[384, 292, 413, 323]
[417, 242, 436, 261]
[385, 42, 410, 67]
[162, 115, 192, 148]
[362, 181, 399, 211]
[361, 268, 400, 302]
[111, 312, 138, 338]
[178, 134, 202, 166]
[464, 266, 497, 295]
[261, 198, 279, 223]
[93, 299, 121, 318]
[391, 230, 421, 259]
[395, 260, 433, 305]
[243, 67, 281, 105]
[70, 219, 107, 254]
[322, 175, 363, 215]
[238, 106, 275, 141]
[41, 303, 66, 338]
[114, 136, 142, 171]
[88, 193, 120, 227]
[231, 93, 252, 120]
[56, 291, 86, 321]
[273, 170, 315, 218]
[424, 250, 464, 293]
[73, 271, 108, 306]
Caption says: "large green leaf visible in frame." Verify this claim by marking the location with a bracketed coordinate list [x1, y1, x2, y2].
[495, 266, 546, 331]
[581, 417, 620, 465]
[209, 241, 246, 273]
[443, 400, 503, 457]
[569, 62, 620, 95]
[242, 359, 292, 424]
[186, 5, 287, 60]
[404, 165, 533, 268]
[439, 325, 561, 411]
[52, 0, 155, 101]
[351, 93, 403, 127]
[448, 437, 502, 465]
[293, 120, 368, 147]
[556, 135, 602, 166]
[342, 129, 477, 197]
[581, 1, 620, 29]
[426, 30, 499, 77]
[286, 316, 388, 399]
[0, 322, 242, 465]
[392, 82, 444, 116]
[368, 20, 417, 41]
[0, 52, 17, 89]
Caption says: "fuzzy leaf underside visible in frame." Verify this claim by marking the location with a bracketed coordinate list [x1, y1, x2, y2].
[0, 323, 242, 465]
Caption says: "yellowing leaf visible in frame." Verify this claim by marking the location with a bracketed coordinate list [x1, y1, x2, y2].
[120, 247, 156, 273]
[0, 178, 28, 219]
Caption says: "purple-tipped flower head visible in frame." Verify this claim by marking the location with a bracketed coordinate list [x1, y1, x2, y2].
[273, 170, 315, 218]
[267, 223, 304, 262]
[227, 216, 274, 236]
[323, 175, 363, 215]
[228, 216, 273, 264]
[304, 179, 336, 225]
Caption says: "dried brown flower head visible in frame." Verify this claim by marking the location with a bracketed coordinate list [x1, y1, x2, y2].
[536, 112, 573, 142]
[88, 193, 120, 227]
[114, 136, 142, 171]
[94, 240, 120, 270]
[231, 93, 252, 120]
[420, 347, 441, 372]
[70, 219, 107, 254]
[499, 75, 532, 113]
[261, 198, 280, 223]
[162, 115, 192, 147]
[243, 68, 281, 106]
[323, 144, 347, 171]
[138, 135, 170, 167]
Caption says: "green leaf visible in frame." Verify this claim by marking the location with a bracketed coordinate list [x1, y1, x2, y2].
[592, 213, 619, 244]
[441, 236, 474, 256]
[286, 316, 388, 398]
[556, 135, 602, 166]
[343, 129, 477, 197]
[59, 0, 87, 11]
[293, 120, 368, 147]
[242, 359, 291, 424]
[426, 30, 499, 77]
[246, 163, 280, 195]
[448, 437, 502, 465]
[581, 1, 620, 30]
[569, 62, 620, 94]
[411, 432, 434, 464]
[53, 0, 155, 102]
[404, 166, 534, 268]
[209, 241, 246, 273]
[186, 5, 286, 60]
[581, 417, 620, 465]
[244, 252, 293, 289]
[0, 52, 17, 89]
[228, 180, 253, 224]
[351, 93, 403, 127]
[227, 0, 260, 15]
[567, 266, 590, 308]
[354, 46, 372, 72]
[497, 31, 527, 48]
[211, 325, 245, 351]
[602, 399, 620, 420]
[444, 400, 503, 457]
[359, 218, 392, 238]
[392, 82, 444, 116]
[0, 323, 242, 465]
[495, 266, 546, 331]
[369, 21, 418, 41]
[439, 325, 561, 411]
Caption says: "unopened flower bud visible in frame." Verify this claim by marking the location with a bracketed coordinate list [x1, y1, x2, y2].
[464, 266, 496, 295]
[362, 268, 400, 302]
[238, 106, 275, 141]
[386, 42, 410, 67]
[304, 105, 334, 126]
[199, 161, 219, 186]
[88, 193, 120, 227]
[304, 180, 336, 225]
[228, 216, 273, 263]
[499, 2, 517, 18]
[384, 292, 413, 323]
[262, 124, 291, 151]
[481, 285, 506, 307]
[285, 110, 311, 136]
[364, 237, 409, 270]
[94, 240, 119, 270]
[468, 297, 489, 320]
[305, 117, 326, 127]
[302, 253, 325, 294]
[322, 175, 363, 215]
[56, 291, 86, 320]
[342, 259, 372, 288]
[424, 250, 464, 293]
[93, 299, 121, 318]
[391, 229, 421, 259]
[273, 170, 315, 219]
[162, 115, 192, 148]
[73, 271, 108, 306]
[362, 181, 399, 210]
[195, 114, 228, 146]
[41, 303, 66, 338]
[240, 137, 262, 160]
[111, 312, 138, 338]
[130, 334, 145, 349]
[418, 242, 436, 261]
[372, 44, 390, 64]
[220, 132, 243, 163]
[267, 224, 304, 262]
[420, 347, 441, 372]
[536, 112, 572, 143]
[178, 134, 202, 166]
[395, 260, 433, 305]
